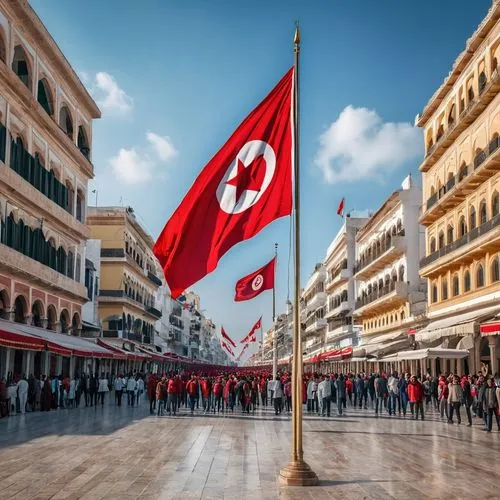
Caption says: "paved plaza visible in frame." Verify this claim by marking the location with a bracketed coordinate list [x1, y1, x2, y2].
[0, 399, 499, 500]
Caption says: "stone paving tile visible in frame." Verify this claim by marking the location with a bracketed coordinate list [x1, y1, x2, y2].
[0, 401, 499, 499]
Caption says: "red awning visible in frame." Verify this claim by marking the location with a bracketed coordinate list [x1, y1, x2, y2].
[321, 349, 341, 361]
[480, 322, 500, 337]
[0, 328, 46, 351]
[97, 339, 150, 361]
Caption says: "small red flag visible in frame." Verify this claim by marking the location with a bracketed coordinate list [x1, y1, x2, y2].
[240, 316, 262, 344]
[222, 341, 235, 357]
[337, 198, 345, 217]
[221, 326, 236, 348]
[235, 258, 275, 302]
[154, 69, 294, 298]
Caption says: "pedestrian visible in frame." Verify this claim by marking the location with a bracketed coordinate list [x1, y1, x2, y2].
[212, 377, 223, 413]
[200, 375, 211, 414]
[114, 374, 124, 406]
[186, 375, 199, 416]
[147, 373, 158, 414]
[98, 373, 109, 406]
[438, 375, 449, 419]
[68, 375, 76, 408]
[89, 373, 98, 407]
[398, 373, 409, 417]
[16, 375, 28, 414]
[318, 374, 331, 417]
[136, 375, 144, 406]
[447, 375, 463, 424]
[387, 372, 399, 416]
[166, 374, 178, 416]
[284, 378, 292, 413]
[127, 373, 137, 406]
[481, 377, 500, 432]
[336, 374, 346, 416]
[374, 373, 387, 415]
[273, 375, 283, 415]
[407, 375, 424, 420]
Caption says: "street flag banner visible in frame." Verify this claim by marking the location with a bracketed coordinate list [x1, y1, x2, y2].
[236, 343, 249, 362]
[234, 258, 275, 302]
[337, 197, 345, 217]
[222, 341, 235, 357]
[221, 326, 236, 348]
[240, 316, 262, 344]
[153, 68, 294, 298]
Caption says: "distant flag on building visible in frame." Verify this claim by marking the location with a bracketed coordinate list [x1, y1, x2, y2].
[240, 316, 262, 344]
[153, 68, 294, 298]
[221, 326, 236, 348]
[234, 258, 275, 302]
[337, 197, 345, 217]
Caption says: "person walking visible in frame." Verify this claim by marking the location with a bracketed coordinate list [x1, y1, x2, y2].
[156, 376, 167, 417]
[147, 373, 158, 414]
[461, 375, 473, 426]
[336, 374, 346, 416]
[212, 377, 223, 413]
[481, 377, 500, 432]
[374, 373, 388, 416]
[355, 374, 365, 409]
[186, 375, 199, 416]
[89, 373, 98, 407]
[166, 374, 178, 416]
[273, 375, 283, 415]
[200, 376, 211, 414]
[387, 372, 399, 416]
[447, 375, 463, 424]
[407, 375, 424, 420]
[127, 373, 137, 407]
[136, 375, 144, 406]
[114, 375, 124, 406]
[398, 373, 409, 417]
[98, 373, 109, 406]
[16, 375, 29, 414]
[318, 375, 332, 417]
[438, 375, 449, 419]
[284, 378, 292, 413]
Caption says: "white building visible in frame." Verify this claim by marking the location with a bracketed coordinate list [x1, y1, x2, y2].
[81, 239, 100, 337]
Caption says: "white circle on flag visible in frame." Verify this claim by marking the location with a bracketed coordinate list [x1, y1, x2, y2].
[252, 274, 264, 291]
[216, 140, 276, 214]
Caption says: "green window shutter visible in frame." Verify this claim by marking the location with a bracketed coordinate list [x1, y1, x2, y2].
[0, 124, 6, 163]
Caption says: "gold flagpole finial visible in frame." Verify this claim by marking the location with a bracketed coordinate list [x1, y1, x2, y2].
[294, 21, 300, 45]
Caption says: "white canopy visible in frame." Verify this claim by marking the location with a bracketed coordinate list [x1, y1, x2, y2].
[393, 348, 469, 361]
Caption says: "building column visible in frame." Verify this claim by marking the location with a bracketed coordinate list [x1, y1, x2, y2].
[43, 352, 50, 376]
[23, 350, 32, 376]
[456, 358, 464, 376]
[488, 336, 498, 375]
[449, 358, 456, 374]
[3, 348, 11, 378]
[430, 358, 437, 378]
[473, 335, 481, 375]
[70, 357, 76, 378]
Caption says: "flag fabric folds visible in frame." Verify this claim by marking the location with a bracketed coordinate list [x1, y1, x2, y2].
[337, 197, 345, 217]
[234, 258, 275, 302]
[221, 341, 235, 357]
[240, 317, 262, 344]
[221, 326, 236, 348]
[153, 68, 294, 298]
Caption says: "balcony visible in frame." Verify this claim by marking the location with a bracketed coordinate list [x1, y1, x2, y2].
[147, 271, 162, 287]
[98, 289, 150, 312]
[305, 291, 327, 313]
[326, 268, 351, 291]
[420, 69, 500, 173]
[420, 213, 500, 275]
[101, 248, 125, 258]
[354, 281, 408, 317]
[420, 141, 500, 225]
[305, 317, 327, 334]
[169, 314, 184, 329]
[0, 243, 87, 301]
[146, 306, 162, 319]
[325, 300, 350, 319]
[326, 324, 353, 342]
[354, 234, 406, 280]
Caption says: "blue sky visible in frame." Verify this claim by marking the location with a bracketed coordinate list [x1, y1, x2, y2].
[31, 0, 491, 361]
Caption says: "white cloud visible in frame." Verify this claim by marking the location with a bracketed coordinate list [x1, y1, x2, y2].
[93, 72, 133, 115]
[315, 105, 422, 184]
[146, 132, 178, 161]
[109, 148, 154, 184]
[109, 132, 178, 184]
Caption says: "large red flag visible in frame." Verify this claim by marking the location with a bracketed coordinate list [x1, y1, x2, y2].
[222, 341, 235, 357]
[221, 326, 236, 348]
[241, 316, 262, 344]
[235, 258, 275, 302]
[154, 69, 294, 298]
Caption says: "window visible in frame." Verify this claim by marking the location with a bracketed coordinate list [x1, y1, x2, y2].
[459, 216, 467, 237]
[492, 191, 499, 217]
[432, 284, 438, 303]
[464, 271, 471, 292]
[400, 310, 405, 321]
[77, 126, 90, 159]
[492, 257, 500, 282]
[37, 79, 54, 116]
[494, 57, 499, 72]
[459, 163, 468, 181]
[479, 71, 487, 93]
[59, 105, 74, 140]
[469, 206, 476, 230]
[476, 264, 485, 288]
[447, 225, 454, 244]
[12, 45, 31, 90]
[468, 85, 475, 102]
[438, 231, 445, 249]
[430, 237, 436, 254]
[398, 265, 405, 282]
[448, 105, 455, 126]
[479, 200, 487, 225]
[76, 190, 84, 222]
[0, 30, 6, 63]
[453, 275, 459, 296]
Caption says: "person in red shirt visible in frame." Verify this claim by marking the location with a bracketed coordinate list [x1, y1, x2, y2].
[438, 375, 449, 419]
[147, 374, 158, 415]
[200, 376, 212, 414]
[155, 376, 167, 416]
[345, 375, 353, 406]
[186, 375, 199, 416]
[407, 375, 424, 420]
[166, 374, 178, 416]
[212, 377, 223, 413]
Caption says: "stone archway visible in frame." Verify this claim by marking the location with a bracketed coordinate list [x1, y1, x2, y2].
[14, 295, 28, 324]
[0, 288, 11, 320]
[60, 309, 70, 334]
[31, 300, 45, 327]
[46, 304, 57, 331]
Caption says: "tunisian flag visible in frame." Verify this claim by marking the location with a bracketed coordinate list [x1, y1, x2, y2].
[221, 326, 236, 348]
[235, 258, 275, 302]
[221, 341, 235, 357]
[241, 317, 262, 344]
[337, 197, 345, 217]
[154, 69, 294, 298]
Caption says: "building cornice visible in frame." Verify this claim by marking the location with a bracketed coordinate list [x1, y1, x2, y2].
[355, 192, 400, 243]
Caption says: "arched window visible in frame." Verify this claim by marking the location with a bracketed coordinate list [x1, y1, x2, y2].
[0, 29, 6, 63]
[31, 300, 44, 328]
[37, 79, 54, 116]
[12, 45, 31, 90]
[493, 57, 499, 72]
[448, 105, 455, 127]
[438, 231, 445, 249]
[453, 275, 460, 296]
[431, 284, 438, 303]
[464, 270, 471, 292]
[66, 181, 74, 215]
[76, 190, 84, 222]
[400, 310, 405, 321]
[478, 71, 487, 93]
[459, 215, 467, 237]
[14, 295, 28, 324]
[430, 237, 436, 254]
[398, 265, 405, 282]
[436, 124, 444, 142]
[442, 280, 448, 301]
[77, 126, 90, 159]
[67, 250, 74, 279]
[447, 224, 454, 244]
[60, 309, 69, 334]
[491, 257, 500, 282]
[59, 105, 74, 140]
[492, 191, 499, 217]
[75, 254, 81, 282]
[46, 305, 57, 331]
[479, 200, 487, 225]
[469, 206, 476, 230]
[476, 264, 485, 288]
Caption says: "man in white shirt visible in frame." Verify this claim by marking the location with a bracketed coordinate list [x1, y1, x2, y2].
[387, 372, 400, 416]
[136, 376, 145, 406]
[17, 375, 29, 414]
[127, 375, 137, 407]
[114, 376, 124, 406]
[318, 375, 332, 417]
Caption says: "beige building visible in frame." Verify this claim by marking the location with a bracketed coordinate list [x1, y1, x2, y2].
[87, 207, 162, 345]
[417, 2, 500, 375]
[0, 1, 100, 376]
[303, 264, 327, 359]
[352, 177, 427, 371]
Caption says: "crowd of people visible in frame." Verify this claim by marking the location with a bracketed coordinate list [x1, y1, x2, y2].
[1, 369, 499, 432]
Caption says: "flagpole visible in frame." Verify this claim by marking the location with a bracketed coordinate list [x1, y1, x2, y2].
[280, 22, 318, 487]
[272, 242, 278, 379]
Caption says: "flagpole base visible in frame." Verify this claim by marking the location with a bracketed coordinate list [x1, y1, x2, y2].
[279, 459, 319, 486]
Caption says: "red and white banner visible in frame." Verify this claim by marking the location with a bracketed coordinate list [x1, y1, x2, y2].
[240, 317, 262, 344]
[236, 343, 249, 362]
[221, 326, 236, 348]
[337, 197, 345, 217]
[221, 341, 235, 357]
[154, 68, 294, 298]
[234, 258, 275, 302]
